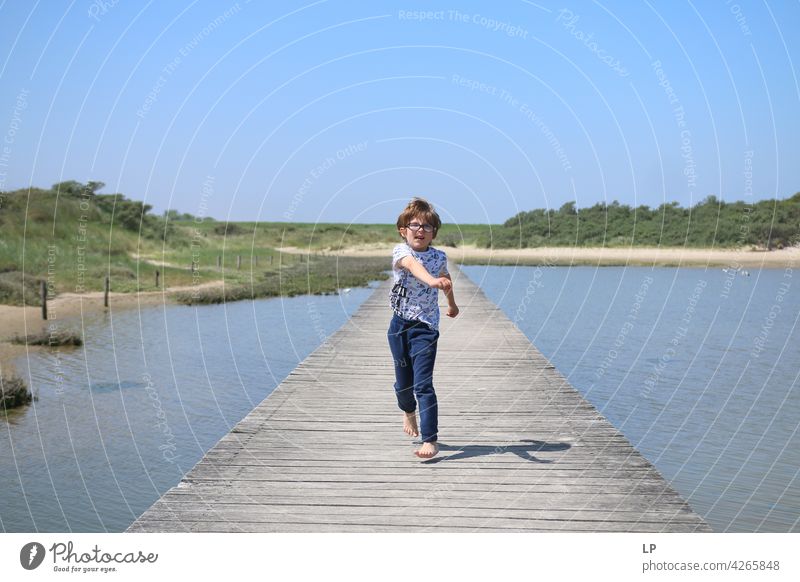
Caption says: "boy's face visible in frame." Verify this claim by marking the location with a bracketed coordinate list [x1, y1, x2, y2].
[399, 214, 436, 251]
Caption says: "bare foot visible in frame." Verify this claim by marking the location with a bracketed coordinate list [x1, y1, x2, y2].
[403, 412, 419, 437]
[414, 442, 439, 459]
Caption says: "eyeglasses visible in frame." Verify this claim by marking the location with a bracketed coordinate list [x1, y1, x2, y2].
[406, 223, 434, 233]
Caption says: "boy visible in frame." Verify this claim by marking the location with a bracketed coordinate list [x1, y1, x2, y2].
[387, 198, 459, 459]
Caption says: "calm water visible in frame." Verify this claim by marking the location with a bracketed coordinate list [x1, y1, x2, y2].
[0, 285, 377, 532]
[461, 265, 799, 532]
[3, 267, 798, 533]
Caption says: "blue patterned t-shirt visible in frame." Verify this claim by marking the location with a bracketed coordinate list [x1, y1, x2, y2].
[390, 242, 449, 330]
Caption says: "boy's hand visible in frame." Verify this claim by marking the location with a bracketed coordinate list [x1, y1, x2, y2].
[431, 277, 452, 292]
[446, 304, 459, 318]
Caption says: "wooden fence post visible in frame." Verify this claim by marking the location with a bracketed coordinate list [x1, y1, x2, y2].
[155, 270, 160, 288]
[41, 280, 47, 320]
[104, 276, 110, 308]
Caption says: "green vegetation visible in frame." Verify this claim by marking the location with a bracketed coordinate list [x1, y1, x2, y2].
[1, 181, 798, 307]
[11, 329, 83, 347]
[175, 255, 390, 305]
[191, 219, 488, 250]
[0, 181, 398, 305]
[0, 374, 34, 409]
[492, 194, 800, 249]
[0, 181, 203, 304]
[0, 270, 43, 305]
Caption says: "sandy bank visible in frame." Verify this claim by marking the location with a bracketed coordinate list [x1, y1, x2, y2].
[289, 243, 800, 269]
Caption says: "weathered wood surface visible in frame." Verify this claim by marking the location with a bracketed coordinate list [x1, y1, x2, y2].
[128, 266, 711, 532]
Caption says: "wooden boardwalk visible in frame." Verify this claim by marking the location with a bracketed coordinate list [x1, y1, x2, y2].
[128, 267, 711, 532]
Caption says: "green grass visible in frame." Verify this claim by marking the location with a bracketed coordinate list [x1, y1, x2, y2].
[4, 181, 796, 307]
[0, 270, 45, 305]
[0, 185, 405, 305]
[0, 187, 184, 301]
[190, 220, 489, 250]
[174, 255, 391, 305]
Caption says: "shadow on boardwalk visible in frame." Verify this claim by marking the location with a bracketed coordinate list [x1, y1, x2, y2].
[423, 440, 571, 464]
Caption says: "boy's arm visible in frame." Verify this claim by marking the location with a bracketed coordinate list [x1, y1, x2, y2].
[442, 272, 459, 317]
[397, 256, 451, 290]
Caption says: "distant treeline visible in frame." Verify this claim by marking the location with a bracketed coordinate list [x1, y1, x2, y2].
[0, 180, 215, 242]
[2, 181, 799, 252]
[485, 194, 800, 249]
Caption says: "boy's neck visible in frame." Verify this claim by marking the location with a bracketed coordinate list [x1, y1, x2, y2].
[407, 241, 430, 252]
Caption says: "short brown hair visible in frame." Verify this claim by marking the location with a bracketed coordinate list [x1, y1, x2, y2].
[396, 197, 442, 237]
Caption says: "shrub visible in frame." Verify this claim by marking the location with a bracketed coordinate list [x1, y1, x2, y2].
[213, 223, 244, 236]
[436, 232, 461, 248]
[0, 271, 44, 306]
[0, 374, 35, 409]
[11, 329, 83, 346]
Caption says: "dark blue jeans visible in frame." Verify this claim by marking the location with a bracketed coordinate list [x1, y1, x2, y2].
[387, 313, 439, 443]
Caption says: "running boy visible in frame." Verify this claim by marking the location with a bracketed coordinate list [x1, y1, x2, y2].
[387, 198, 459, 459]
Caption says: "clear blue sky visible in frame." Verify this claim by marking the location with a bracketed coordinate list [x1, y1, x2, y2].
[1, 0, 798, 224]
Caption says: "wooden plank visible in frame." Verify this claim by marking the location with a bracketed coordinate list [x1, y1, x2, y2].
[128, 520, 706, 533]
[129, 266, 711, 532]
[171, 480, 686, 496]
[135, 506, 705, 526]
[157, 492, 693, 508]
